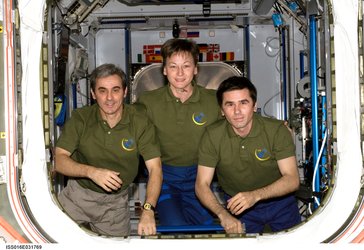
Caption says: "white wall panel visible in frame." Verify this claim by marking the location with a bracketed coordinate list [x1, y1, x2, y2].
[249, 24, 282, 119]
[95, 29, 126, 70]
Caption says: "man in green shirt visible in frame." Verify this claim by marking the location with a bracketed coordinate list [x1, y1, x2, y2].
[137, 38, 221, 226]
[196, 76, 301, 234]
[55, 64, 162, 237]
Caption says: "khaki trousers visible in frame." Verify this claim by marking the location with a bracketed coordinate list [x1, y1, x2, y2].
[58, 179, 130, 237]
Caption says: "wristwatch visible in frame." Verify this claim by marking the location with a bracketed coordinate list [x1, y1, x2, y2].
[143, 202, 155, 212]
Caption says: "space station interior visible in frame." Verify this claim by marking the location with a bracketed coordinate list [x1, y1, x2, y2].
[2, 0, 339, 240]
[42, 0, 334, 236]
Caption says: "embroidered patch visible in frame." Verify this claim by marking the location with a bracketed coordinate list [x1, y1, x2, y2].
[192, 112, 207, 126]
[254, 148, 271, 161]
[121, 138, 136, 152]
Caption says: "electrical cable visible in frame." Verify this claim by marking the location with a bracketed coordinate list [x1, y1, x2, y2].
[316, 0, 324, 12]
[265, 36, 281, 57]
[312, 128, 328, 207]
[261, 36, 281, 118]
[54, 1, 66, 17]
[263, 91, 280, 118]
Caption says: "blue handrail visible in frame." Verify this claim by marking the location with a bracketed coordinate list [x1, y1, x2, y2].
[157, 225, 224, 233]
[309, 15, 320, 207]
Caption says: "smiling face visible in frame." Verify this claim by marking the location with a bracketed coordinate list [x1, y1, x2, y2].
[163, 52, 198, 91]
[91, 74, 127, 119]
[221, 88, 256, 137]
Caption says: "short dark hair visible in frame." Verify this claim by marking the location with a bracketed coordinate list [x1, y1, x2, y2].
[216, 76, 257, 107]
[90, 63, 127, 92]
[161, 38, 199, 67]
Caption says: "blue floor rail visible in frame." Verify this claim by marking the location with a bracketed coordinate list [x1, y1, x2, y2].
[157, 224, 224, 233]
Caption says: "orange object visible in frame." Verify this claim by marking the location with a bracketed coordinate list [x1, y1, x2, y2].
[0, 216, 28, 243]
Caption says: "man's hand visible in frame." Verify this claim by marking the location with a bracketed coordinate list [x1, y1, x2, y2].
[218, 210, 244, 234]
[227, 191, 258, 215]
[137, 210, 156, 236]
[88, 168, 122, 192]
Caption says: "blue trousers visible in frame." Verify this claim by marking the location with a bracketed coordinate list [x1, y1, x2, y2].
[156, 164, 214, 226]
[225, 194, 301, 234]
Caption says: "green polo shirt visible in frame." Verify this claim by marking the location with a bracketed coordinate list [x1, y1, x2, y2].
[56, 103, 161, 193]
[137, 84, 221, 166]
[198, 113, 296, 196]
